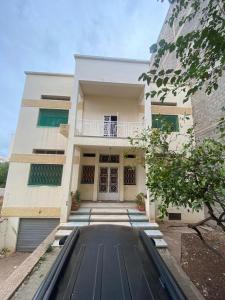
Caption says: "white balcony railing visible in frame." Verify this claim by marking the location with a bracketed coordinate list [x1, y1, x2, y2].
[75, 119, 144, 138]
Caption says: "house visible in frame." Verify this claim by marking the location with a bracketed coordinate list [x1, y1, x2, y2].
[1, 55, 204, 251]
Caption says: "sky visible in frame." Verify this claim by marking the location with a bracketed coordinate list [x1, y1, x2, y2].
[0, 0, 169, 157]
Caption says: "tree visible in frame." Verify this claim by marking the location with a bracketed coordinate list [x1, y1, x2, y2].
[130, 118, 225, 233]
[0, 162, 9, 188]
[140, 0, 225, 103]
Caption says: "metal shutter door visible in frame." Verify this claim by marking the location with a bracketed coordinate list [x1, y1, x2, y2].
[16, 218, 59, 252]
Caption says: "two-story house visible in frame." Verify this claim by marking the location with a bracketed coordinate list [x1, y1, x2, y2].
[2, 55, 204, 251]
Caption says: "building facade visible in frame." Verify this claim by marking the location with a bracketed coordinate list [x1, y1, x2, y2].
[1, 55, 204, 251]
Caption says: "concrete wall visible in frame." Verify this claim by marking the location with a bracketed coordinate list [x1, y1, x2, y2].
[0, 218, 7, 250]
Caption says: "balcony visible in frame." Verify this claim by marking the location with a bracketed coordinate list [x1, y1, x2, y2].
[75, 119, 144, 138]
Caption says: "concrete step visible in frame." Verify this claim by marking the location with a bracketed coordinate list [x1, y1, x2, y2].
[90, 214, 129, 222]
[59, 222, 89, 230]
[129, 215, 149, 222]
[131, 222, 159, 229]
[153, 238, 168, 248]
[91, 208, 128, 215]
[89, 222, 131, 226]
[71, 208, 91, 215]
[81, 202, 136, 208]
[68, 215, 90, 221]
[144, 229, 163, 238]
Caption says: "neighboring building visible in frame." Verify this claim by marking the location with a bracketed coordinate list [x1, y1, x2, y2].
[150, 2, 225, 141]
[2, 55, 203, 251]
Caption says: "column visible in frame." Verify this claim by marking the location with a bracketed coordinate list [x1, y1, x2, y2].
[93, 152, 99, 201]
[144, 89, 156, 221]
[119, 151, 124, 201]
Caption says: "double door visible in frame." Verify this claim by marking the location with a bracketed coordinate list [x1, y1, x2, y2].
[98, 167, 119, 201]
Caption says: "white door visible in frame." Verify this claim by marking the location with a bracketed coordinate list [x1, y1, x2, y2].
[98, 167, 119, 200]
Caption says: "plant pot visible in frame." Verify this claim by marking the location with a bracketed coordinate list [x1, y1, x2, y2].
[137, 205, 145, 212]
[71, 201, 80, 211]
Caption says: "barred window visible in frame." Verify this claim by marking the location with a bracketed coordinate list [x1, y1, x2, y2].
[124, 167, 136, 185]
[28, 164, 63, 186]
[81, 166, 95, 184]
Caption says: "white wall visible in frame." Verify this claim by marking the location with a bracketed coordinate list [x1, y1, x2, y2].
[75, 56, 149, 85]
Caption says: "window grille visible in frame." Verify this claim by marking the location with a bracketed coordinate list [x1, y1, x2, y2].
[124, 167, 136, 185]
[99, 155, 119, 163]
[37, 109, 69, 127]
[28, 164, 63, 186]
[81, 166, 95, 184]
[83, 153, 96, 157]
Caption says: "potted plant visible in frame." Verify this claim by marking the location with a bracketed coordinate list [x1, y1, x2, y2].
[135, 192, 145, 211]
[71, 190, 81, 211]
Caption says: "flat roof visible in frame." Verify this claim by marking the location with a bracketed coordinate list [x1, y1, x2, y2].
[74, 54, 149, 64]
[24, 71, 74, 77]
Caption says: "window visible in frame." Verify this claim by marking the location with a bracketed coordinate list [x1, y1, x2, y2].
[81, 166, 95, 184]
[28, 164, 63, 186]
[37, 109, 69, 127]
[124, 154, 136, 159]
[99, 155, 119, 163]
[33, 149, 65, 155]
[124, 167, 136, 185]
[104, 115, 117, 137]
[152, 114, 179, 132]
[151, 101, 177, 106]
[41, 95, 70, 101]
[83, 153, 96, 157]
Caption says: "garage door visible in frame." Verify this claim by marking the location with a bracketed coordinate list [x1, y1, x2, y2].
[16, 218, 59, 252]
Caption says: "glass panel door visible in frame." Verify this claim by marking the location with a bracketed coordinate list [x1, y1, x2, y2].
[98, 167, 119, 200]
[104, 115, 117, 137]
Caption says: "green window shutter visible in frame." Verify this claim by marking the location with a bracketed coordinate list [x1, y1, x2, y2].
[152, 114, 179, 132]
[28, 164, 63, 186]
[37, 109, 69, 127]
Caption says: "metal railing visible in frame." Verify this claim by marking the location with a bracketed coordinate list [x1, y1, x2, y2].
[75, 119, 144, 138]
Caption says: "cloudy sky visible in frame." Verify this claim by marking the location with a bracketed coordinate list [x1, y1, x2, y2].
[0, 0, 169, 157]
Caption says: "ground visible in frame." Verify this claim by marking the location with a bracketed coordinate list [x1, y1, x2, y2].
[160, 222, 225, 300]
[11, 247, 60, 300]
[0, 252, 30, 283]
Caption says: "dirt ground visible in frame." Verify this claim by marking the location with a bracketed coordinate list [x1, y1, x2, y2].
[160, 222, 225, 300]
[0, 252, 30, 283]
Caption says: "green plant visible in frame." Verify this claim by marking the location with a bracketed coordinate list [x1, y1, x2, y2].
[140, 0, 225, 103]
[135, 193, 145, 206]
[0, 162, 9, 188]
[130, 119, 225, 232]
[46, 244, 53, 253]
[71, 190, 80, 204]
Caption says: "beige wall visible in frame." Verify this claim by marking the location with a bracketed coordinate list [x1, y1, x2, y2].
[3, 163, 63, 213]
[23, 73, 73, 99]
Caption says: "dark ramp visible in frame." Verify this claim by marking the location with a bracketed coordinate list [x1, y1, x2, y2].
[33, 225, 186, 300]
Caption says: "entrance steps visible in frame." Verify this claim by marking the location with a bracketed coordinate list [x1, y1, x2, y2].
[53, 205, 167, 249]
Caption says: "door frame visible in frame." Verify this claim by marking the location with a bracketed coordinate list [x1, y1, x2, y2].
[98, 164, 119, 201]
